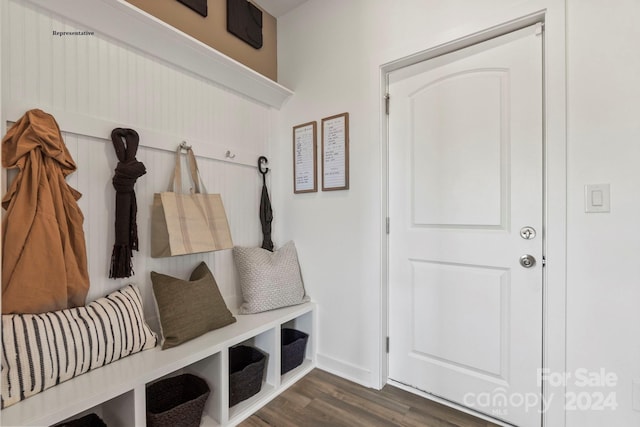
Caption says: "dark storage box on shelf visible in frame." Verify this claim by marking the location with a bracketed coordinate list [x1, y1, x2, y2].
[146, 373, 210, 427]
[54, 413, 107, 427]
[229, 345, 267, 407]
[281, 328, 309, 375]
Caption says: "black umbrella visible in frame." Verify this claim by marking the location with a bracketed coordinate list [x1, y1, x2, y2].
[258, 156, 274, 251]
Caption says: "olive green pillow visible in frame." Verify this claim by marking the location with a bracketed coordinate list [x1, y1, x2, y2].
[151, 262, 236, 349]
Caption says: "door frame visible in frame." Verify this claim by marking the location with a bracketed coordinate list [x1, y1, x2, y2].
[379, 6, 567, 427]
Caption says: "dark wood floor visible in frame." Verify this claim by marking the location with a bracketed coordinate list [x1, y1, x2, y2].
[240, 369, 500, 427]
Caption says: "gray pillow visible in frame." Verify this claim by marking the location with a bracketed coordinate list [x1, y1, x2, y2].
[151, 262, 236, 349]
[233, 241, 309, 314]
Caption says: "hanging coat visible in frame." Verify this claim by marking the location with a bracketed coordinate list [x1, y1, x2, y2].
[2, 109, 90, 314]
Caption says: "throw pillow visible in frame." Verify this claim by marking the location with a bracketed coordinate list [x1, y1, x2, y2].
[1, 285, 157, 409]
[151, 262, 236, 350]
[233, 241, 310, 314]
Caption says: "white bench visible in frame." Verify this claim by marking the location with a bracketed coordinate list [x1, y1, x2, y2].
[1, 302, 316, 427]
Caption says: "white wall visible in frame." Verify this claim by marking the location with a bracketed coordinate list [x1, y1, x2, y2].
[274, 0, 640, 426]
[273, 0, 550, 387]
[565, 1, 640, 426]
[1, 0, 270, 326]
[3, 0, 639, 425]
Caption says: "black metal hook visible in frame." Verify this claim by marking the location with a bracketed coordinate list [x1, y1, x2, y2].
[258, 156, 269, 185]
[258, 156, 269, 175]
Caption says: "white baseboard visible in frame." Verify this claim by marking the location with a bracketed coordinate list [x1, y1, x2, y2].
[316, 353, 374, 388]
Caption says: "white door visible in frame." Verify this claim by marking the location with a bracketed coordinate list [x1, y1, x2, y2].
[388, 24, 543, 427]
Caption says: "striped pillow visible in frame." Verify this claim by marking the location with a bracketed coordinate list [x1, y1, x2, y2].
[1, 285, 158, 409]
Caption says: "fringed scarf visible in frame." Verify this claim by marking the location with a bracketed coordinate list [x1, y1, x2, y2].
[109, 128, 146, 278]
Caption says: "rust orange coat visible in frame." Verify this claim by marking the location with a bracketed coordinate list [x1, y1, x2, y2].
[2, 109, 89, 314]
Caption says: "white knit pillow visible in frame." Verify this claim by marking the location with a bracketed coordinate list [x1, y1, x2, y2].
[1, 285, 158, 409]
[233, 241, 309, 314]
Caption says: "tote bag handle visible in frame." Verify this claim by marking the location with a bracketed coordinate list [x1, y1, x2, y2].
[169, 147, 208, 194]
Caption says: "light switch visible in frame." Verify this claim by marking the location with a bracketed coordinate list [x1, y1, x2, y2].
[585, 184, 610, 213]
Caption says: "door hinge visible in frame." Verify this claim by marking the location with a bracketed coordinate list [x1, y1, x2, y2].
[386, 336, 389, 353]
[386, 217, 390, 234]
[385, 94, 390, 115]
[542, 255, 546, 267]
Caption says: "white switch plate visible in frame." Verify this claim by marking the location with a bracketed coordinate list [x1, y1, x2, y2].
[585, 184, 610, 213]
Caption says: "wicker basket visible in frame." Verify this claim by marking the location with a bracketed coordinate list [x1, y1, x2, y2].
[54, 413, 107, 427]
[146, 373, 210, 427]
[229, 345, 266, 407]
[281, 328, 309, 375]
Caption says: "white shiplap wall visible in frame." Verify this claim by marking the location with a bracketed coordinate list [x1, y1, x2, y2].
[1, 0, 271, 327]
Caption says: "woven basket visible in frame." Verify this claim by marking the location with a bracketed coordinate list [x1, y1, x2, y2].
[54, 413, 107, 427]
[229, 345, 266, 407]
[281, 328, 309, 375]
[146, 373, 210, 427]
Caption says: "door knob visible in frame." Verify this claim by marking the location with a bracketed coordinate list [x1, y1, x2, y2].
[520, 254, 536, 268]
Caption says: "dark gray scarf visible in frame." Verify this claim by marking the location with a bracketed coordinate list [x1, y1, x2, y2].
[109, 128, 146, 278]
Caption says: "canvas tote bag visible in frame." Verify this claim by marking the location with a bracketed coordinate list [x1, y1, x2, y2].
[151, 147, 233, 257]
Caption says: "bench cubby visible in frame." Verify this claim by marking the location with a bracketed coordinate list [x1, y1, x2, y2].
[1, 302, 316, 427]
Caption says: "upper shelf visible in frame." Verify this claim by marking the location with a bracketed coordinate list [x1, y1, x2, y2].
[23, 0, 293, 109]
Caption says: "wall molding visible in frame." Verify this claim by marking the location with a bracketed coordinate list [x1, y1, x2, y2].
[4, 105, 261, 168]
[316, 353, 374, 388]
[22, 0, 293, 109]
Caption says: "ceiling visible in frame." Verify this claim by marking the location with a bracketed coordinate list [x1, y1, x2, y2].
[252, 0, 308, 18]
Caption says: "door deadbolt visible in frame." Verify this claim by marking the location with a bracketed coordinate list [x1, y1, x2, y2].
[520, 254, 536, 268]
[520, 226, 536, 240]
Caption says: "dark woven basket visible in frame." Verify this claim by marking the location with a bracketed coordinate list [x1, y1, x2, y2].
[54, 413, 107, 427]
[229, 345, 266, 407]
[281, 328, 309, 375]
[146, 373, 210, 427]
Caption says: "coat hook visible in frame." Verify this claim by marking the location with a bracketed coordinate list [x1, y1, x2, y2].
[225, 150, 236, 159]
[179, 141, 191, 151]
[258, 156, 269, 175]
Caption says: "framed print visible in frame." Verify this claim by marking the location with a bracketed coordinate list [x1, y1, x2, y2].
[293, 121, 317, 193]
[322, 112, 349, 191]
